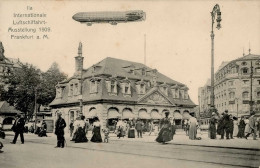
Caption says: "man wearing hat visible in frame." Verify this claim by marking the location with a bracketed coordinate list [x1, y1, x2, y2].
[10, 114, 25, 144]
[55, 111, 66, 148]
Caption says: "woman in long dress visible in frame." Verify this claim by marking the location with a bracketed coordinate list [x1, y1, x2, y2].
[72, 116, 88, 143]
[188, 113, 198, 140]
[244, 117, 250, 138]
[233, 118, 239, 137]
[116, 119, 124, 138]
[155, 111, 172, 144]
[90, 118, 102, 143]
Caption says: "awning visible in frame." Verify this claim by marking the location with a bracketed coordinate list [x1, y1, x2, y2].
[86, 109, 97, 119]
[108, 109, 120, 119]
[182, 112, 192, 120]
[122, 110, 136, 119]
[139, 111, 151, 119]
[151, 112, 162, 119]
[174, 112, 183, 119]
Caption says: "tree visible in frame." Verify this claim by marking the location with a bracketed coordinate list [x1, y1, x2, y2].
[0, 62, 68, 119]
[0, 63, 42, 118]
[37, 62, 67, 106]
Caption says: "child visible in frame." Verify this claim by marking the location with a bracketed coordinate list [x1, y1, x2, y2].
[103, 127, 109, 143]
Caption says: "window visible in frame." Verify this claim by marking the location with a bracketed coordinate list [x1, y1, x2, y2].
[69, 84, 73, 96]
[242, 68, 248, 74]
[180, 90, 184, 99]
[242, 91, 249, 99]
[257, 91, 260, 98]
[142, 68, 146, 76]
[160, 86, 168, 96]
[256, 68, 260, 73]
[90, 80, 98, 93]
[56, 86, 62, 98]
[140, 83, 145, 94]
[243, 80, 249, 85]
[74, 83, 78, 95]
[120, 81, 131, 95]
[258, 80, 260, 85]
[229, 92, 235, 99]
[229, 81, 234, 86]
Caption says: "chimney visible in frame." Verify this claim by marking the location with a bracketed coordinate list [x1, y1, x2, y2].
[75, 42, 84, 73]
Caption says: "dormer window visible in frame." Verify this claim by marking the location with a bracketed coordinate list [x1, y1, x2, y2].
[89, 77, 101, 94]
[140, 83, 145, 94]
[180, 89, 184, 99]
[56, 86, 62, 98]
[120, 78, 131, 95]
[142, 68, 146, 76]
[184, 90, 188, 99]
[159, 83, 168, 96]
[136, 80, 146, 95]
[106, 78, 118, 95]
[74, 83, 79, 95]
[69, 84, 73, 96]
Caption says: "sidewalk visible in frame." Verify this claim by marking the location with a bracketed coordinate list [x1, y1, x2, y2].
[4, 131, 260, 150]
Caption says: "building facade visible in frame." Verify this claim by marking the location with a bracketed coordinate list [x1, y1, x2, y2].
[0, 42, 23, 129]
[199, 52, 260, 118]
[0, 41, 22, 86]
[50, 43, 196, 132]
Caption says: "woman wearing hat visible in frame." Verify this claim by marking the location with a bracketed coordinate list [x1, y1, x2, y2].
[155, 111, 172, 144]
[90, 117, 102, 143]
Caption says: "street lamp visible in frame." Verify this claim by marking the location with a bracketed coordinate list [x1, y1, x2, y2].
[210, 4, 222, 116]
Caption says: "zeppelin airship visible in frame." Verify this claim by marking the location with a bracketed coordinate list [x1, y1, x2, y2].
[72, 10, 146, 26]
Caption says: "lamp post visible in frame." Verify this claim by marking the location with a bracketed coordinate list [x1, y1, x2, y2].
[210, 4, 222, 116]
[250, 60, 253, 113]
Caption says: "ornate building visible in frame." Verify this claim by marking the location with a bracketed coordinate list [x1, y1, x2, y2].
[199, 51, 260, 118]
[50, 43, 196, 132]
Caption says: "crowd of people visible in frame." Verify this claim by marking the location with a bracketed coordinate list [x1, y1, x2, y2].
[208, 110, 260, 140]
[1, 109, 259, 152]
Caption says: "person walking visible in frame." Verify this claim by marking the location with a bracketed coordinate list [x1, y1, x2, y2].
[72, 115, 88, 143]
[237, 116, 246, 138]
[156, 111, 172, 144]
[209, 113, 217, 139]
[10, 114, 25, 144]
[135, 119, 143, 138]
[54, 112, 66, 148]
[245, 111, 257, 140]
[90, 117, 102, 143]
[188, 113, 198, 140]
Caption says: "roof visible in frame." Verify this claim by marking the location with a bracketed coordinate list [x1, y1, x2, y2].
[7, 58, 22, 68]
[50, 57, 196, 107]
[0, 101, 23, 114]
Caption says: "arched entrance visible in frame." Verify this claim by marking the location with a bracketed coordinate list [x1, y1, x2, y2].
[173, 110, 182, 129]
[107, 107, 120, 131]
[122, 108, 135, 120]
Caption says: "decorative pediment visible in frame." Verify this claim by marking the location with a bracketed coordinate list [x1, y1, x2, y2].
[138, 90, 173, 105]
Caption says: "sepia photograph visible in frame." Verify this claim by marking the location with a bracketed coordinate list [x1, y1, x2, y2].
[0, 0, 260, 167]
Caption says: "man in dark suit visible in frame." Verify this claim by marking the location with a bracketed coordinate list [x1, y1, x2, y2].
[222, 110, 230, 139]
[135, 119, 143, 138]
[10, 114, 25, 144]
[55, 111, 66, 148]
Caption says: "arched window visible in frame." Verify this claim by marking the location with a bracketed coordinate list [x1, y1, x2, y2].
[242, 91, 249, 99]
[241, 62, 247, 66]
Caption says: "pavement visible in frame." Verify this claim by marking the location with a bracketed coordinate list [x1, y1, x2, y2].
[3, 130, 259, 150]
[1, 130, 259, 168]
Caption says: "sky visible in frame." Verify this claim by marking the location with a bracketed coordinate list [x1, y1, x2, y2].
[0, 0, 260, 104]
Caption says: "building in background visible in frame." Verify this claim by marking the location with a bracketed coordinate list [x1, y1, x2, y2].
[50, 43, 196, 132]
[0, 42, 23, 130]
[199, 51, 260, 118]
